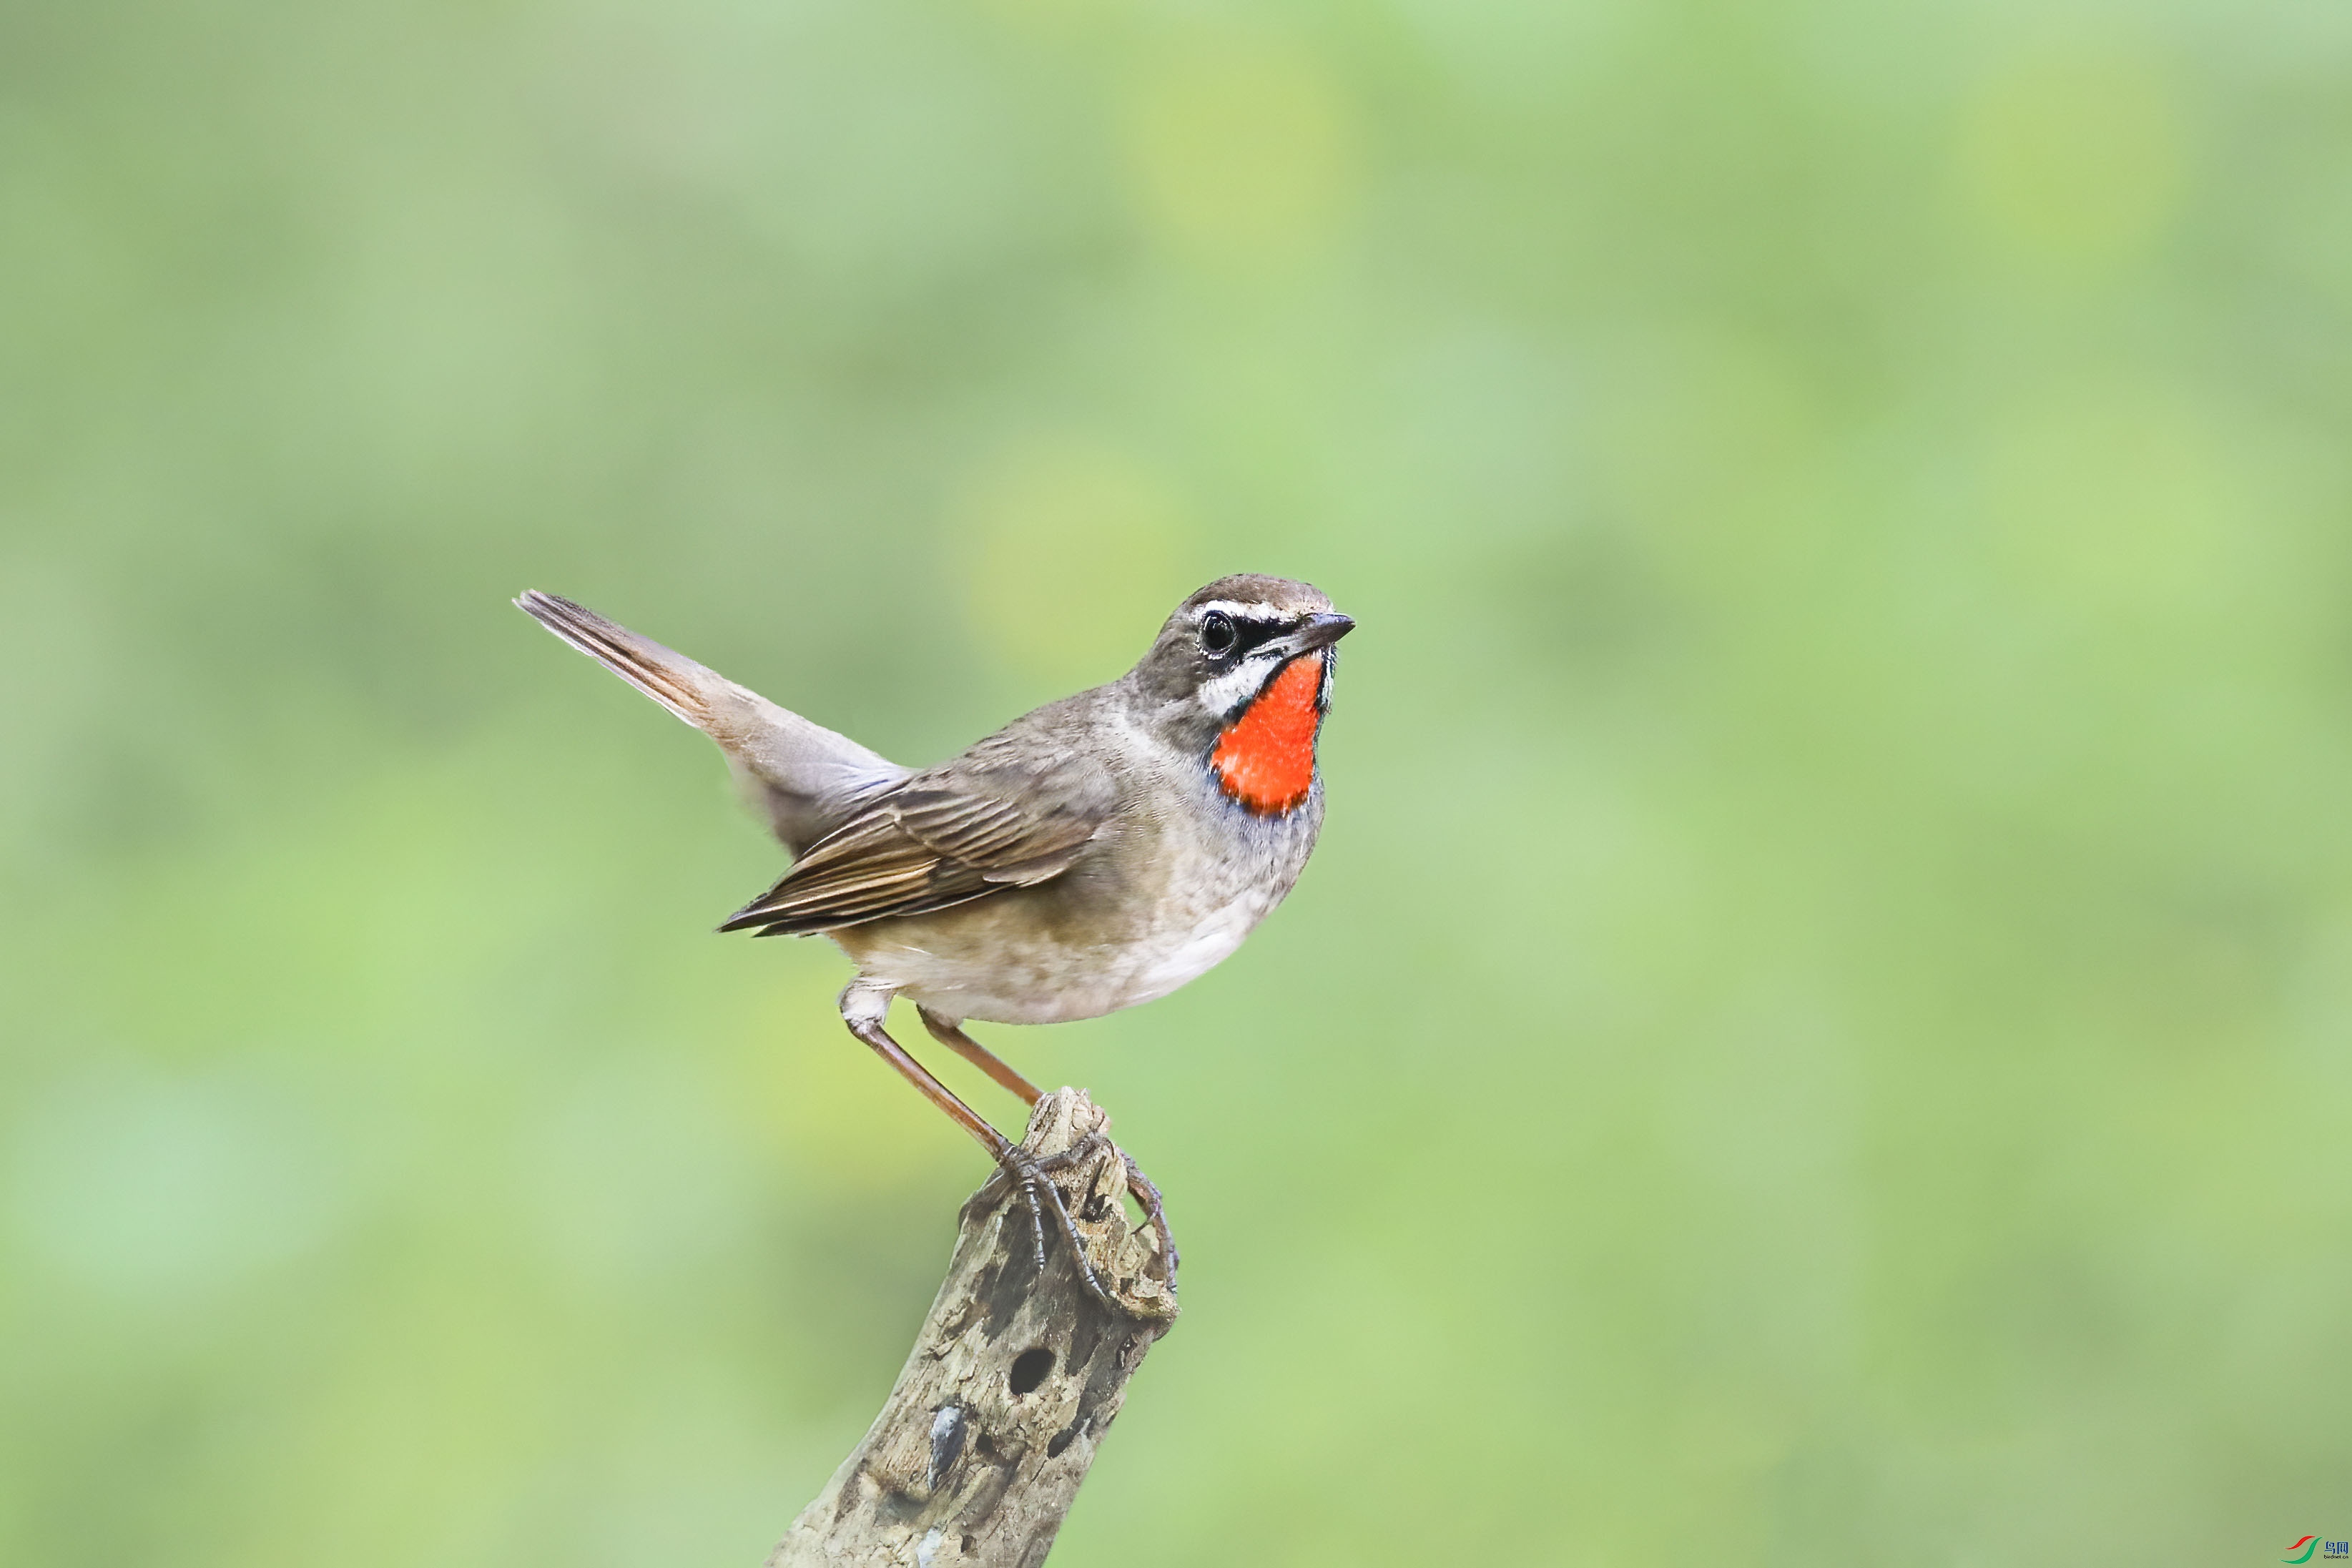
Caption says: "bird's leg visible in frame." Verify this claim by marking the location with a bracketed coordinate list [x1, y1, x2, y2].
[918, 1007, 1043, 1105]
[917, 1005, 1178, 1294]
[839, 988, 1013, 1153]
[840, 985, 1065, 1277]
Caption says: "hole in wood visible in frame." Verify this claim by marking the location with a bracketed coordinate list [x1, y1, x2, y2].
[1008, 1347, 1054, 1396]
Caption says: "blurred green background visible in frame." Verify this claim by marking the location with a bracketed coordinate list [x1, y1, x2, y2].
[6, 0, 2351, 1562]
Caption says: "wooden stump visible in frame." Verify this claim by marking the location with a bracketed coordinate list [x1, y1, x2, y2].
[767, 1088, 1178, 1568]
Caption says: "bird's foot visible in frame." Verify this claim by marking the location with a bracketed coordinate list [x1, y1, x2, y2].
[968, 1091, 1180, 1318]
[980, 1130, 1142, 1314]
[1121, 1155, 1180, 1296]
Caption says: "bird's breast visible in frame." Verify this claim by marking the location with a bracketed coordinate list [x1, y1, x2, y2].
[833, 767, 1323, 1026]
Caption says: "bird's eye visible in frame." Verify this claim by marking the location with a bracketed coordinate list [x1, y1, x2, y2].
[1200, 611, 1237, 656]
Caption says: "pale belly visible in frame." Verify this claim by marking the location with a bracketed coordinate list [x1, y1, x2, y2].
[834, 890, 1270, 1025]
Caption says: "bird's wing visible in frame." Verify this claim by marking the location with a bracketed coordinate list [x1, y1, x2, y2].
[516, 591, 910, 855]
[717, 734, 1118, 935]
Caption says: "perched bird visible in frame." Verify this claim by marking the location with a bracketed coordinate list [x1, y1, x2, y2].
[516, 576, 1352, 1282]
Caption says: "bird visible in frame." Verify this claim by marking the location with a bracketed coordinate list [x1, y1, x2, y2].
[515, 575, 1353, 1288]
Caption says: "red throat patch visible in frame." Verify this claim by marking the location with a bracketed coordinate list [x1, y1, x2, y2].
[1211, 654, 1325, 814]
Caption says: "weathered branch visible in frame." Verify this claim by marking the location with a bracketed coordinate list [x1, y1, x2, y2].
[767, 1088, 1179, 1568]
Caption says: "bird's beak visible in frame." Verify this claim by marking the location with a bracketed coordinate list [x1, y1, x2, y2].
[1289, 612, 1355, 654]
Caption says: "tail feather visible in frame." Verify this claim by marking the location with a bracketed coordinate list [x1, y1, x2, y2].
[516, 590, 911, 855]
[516, 591, 714, 726]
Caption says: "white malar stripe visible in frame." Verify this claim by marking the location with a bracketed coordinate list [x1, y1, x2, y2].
[1197, 652, 1284, 717]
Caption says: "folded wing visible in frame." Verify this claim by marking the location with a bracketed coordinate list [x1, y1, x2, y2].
[718, 735, 1116, 936]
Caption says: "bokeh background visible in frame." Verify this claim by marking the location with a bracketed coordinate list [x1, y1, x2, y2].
[6, 0, 2352, 1562]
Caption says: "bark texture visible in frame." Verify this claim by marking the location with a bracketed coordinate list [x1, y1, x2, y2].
[767, 1089, 1178, 1568]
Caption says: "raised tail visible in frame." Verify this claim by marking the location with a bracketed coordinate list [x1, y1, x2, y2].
[516, 591, 910, 855]
[516, 591, 717, 726]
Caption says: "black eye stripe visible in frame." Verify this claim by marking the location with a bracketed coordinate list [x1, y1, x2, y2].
[1199, 613, 1289, 658]
[1231, 618, 1286, 654]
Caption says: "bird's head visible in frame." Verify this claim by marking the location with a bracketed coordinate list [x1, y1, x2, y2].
[1129, 575, 1354, 814]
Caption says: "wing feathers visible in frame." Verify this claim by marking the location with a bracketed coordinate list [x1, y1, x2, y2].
[520, 588, 1108, 933]
[717, 743, 1116, 935]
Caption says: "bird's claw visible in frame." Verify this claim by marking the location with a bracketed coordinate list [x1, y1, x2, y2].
[1121, 1155, 1179, 1296]
[981, 1130, 1145, 1313]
